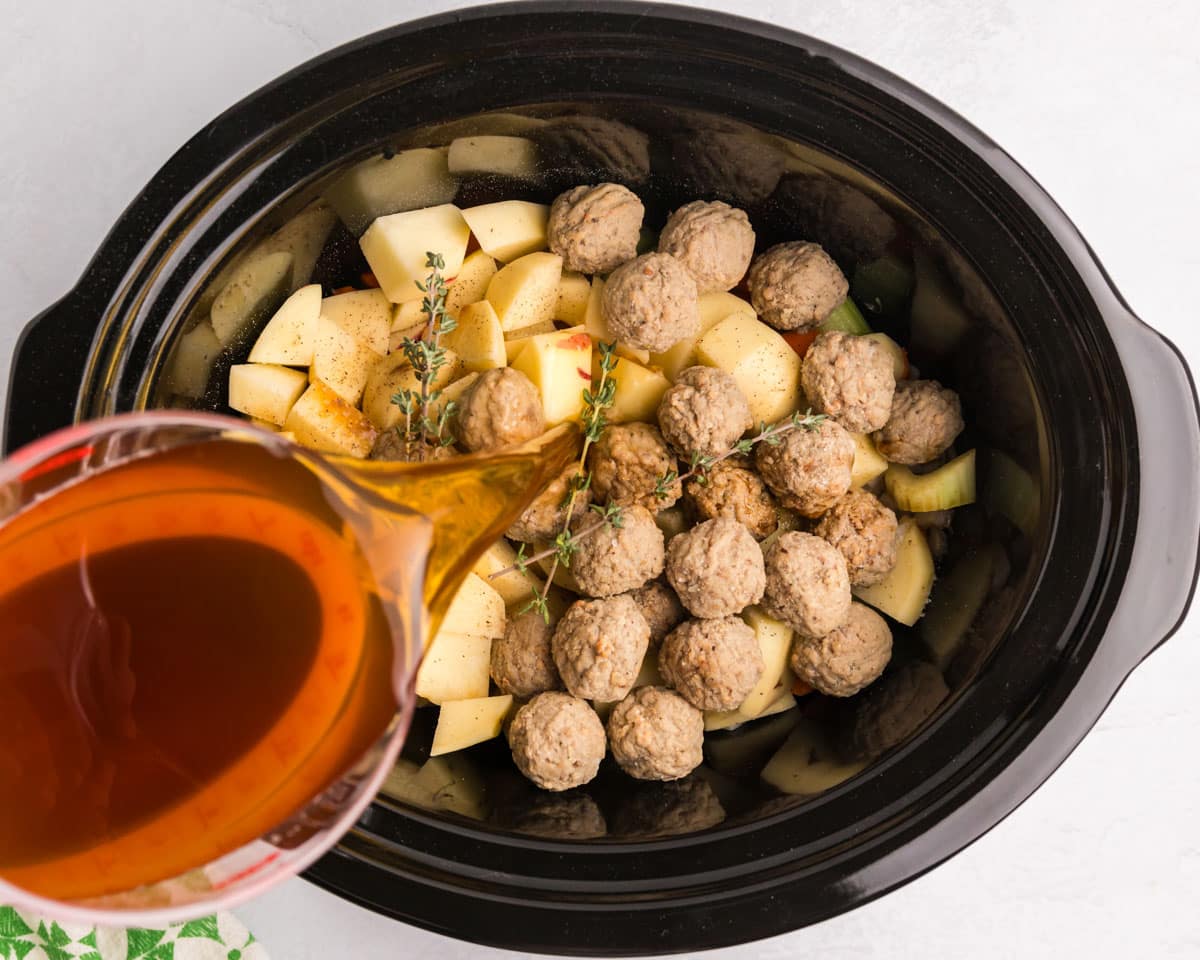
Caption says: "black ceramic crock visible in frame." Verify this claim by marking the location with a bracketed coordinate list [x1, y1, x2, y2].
[6, 3, 1199, 955]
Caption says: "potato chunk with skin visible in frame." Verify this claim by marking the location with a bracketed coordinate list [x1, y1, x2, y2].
[228, 364, 308, 426]
[695, 312, 802, 426]
[360, 204, 471, 304]
[510, 328, 593, 424]
[486, 251, 563, 332]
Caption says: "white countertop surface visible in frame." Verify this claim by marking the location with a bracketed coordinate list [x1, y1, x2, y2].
[3, 1, 1198, 957]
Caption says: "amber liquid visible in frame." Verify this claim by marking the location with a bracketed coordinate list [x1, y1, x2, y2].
[0, 427, 574, 902]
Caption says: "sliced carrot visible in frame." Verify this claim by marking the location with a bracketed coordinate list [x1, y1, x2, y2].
[791, 677, 814, 697]
[782, 330, 819, 358]
[360, 271, 380, 289]
[331, 285, 356, 295]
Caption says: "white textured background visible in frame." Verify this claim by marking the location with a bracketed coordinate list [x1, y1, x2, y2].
[2, 1, 1198, 957]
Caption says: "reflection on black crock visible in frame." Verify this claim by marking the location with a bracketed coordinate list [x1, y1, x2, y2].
[611, 776, 725, 838]
[494, 790, 608, 840]
[535, 115, 651, 187]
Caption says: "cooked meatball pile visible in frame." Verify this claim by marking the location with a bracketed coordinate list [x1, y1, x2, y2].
[601, 252, 700, 352]
[548, 182, 644, 275]
[237, 163, 980, 800]
[657, 200, 755, 294]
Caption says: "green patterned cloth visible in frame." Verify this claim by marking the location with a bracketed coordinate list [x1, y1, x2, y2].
[0, 908, 265, 960]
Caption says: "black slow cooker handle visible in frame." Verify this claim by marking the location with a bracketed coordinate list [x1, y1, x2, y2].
[3, 291, 93, 455]
[1105, 310, 1200, 671]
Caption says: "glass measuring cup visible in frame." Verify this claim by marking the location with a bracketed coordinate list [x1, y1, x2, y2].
[0, 410, 575, 926]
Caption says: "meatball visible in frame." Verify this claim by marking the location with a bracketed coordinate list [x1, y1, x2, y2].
[839, 661, 949, 761]
[629, 580, 687, 646]
[491, 610, 563, 698]
[612, 776, 725, 838]
[508, 692, 607, 792]
[601, 253, 700, 353]
[666, 518, 766, 618]
[507, 462, 592, 543]
[588, 422, 681, 510]
[656, 366, 753, 460]
[606, 686, 704, 781]
[457, 367, 544, 452]
[547, 183, 644, 275]
[571, 504, 665, 597]
[683, 463, 777, 540]
[497, 792, 608, 839]
[790, 601, 892, 697]
[872, 379, 965, 465]
[552, 595, 650, 702]
[658, 616, 764, 712]
[800, 331, 896, 433]
[762, 531, 852, 639]
[755, 417, 854, 517]
[813, 489, 898, 587]
[747, 241, 848, 331]
[657, 201, 755, 294]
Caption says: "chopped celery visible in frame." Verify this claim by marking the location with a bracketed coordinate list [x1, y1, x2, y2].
[819, 297, 872, 335]
[885, 449, 977, 513]
[854, 520, 935, 626]
[919, 544, 1005, 669]
[908, 248, 971, 356]
[851, 254, 914, 319]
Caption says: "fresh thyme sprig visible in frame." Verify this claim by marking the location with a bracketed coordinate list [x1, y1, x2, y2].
[390, 252, 457, 459]
[654, 409, 828, 498]
[491, 340, 622, 622]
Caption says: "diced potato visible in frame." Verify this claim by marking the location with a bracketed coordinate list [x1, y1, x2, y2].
[210, 251, 293, 346]
[361, 349, 464, 430]
[414, 631, 491, 703]
[430, 695, 514, 756]
[445, 250, 498, 318]
[439, 572, 507, 639]
[471, 539, 547, 609]
[447, 135, 539, 179]
[651, 291, 755, 381]
[442, 300, 506, 372]
[319, 289, 391, 355]
[283, 380, 378, 458]
[556, 271, 591, 324]
[919, 545, 1003, 669]
[310, 314, 379, 405]
[854, 519, 935, 626]
[461, 201, 549, 263]
[381, 754, 486, 820]
[360, 204, 471, 304]
[861, 332, 909, 379]
[593, 656, 663, 721]
[759, 688, 798, 719]
[227, 364, 308, 426]
[248, 284, 322, 365]
[246, 201, 337, 289]
[735, 607, 793, 720]
[486, 251, 563, 332]
[165, 322, 222, 399]
[851, 432, 890, 488]
[581, 276, 649, 364]
[885, 449, 976, 513]
[909, 248, 971, 356]
[761, 718, 867, 795]
[250, 418, 281, 432]
[510, 328, 593, 424]
[599, 355, 671, 424]
[695, 312, 802, 426]
[324, 147, 458, 236]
